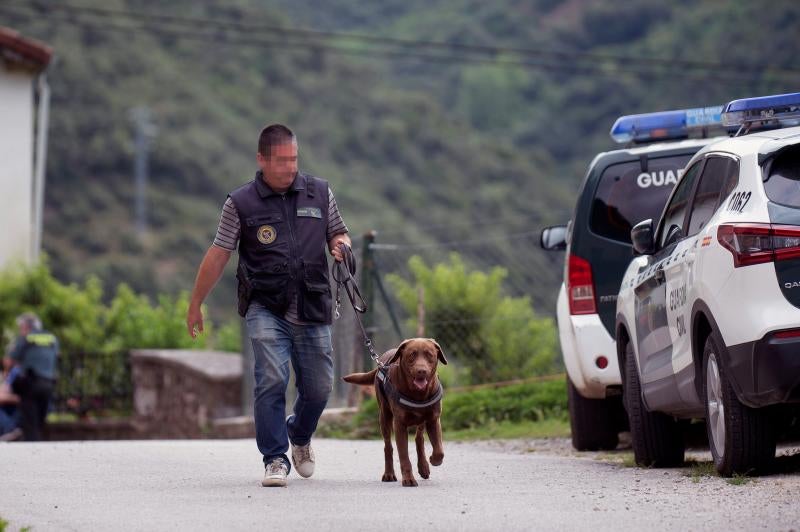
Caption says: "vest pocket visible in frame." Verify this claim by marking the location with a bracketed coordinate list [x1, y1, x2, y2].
[251, 271, 290, 295]
[302, 264, 332, 323]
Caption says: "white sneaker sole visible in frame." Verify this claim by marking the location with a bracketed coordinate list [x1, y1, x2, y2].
[293, 464, 314, 478]
[261, 476, 287, 487]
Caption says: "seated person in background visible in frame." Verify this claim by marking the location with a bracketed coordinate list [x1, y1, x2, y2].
[5, 313, 59, 441]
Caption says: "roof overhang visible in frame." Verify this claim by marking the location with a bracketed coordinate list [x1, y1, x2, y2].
[0, 26, 53, 74]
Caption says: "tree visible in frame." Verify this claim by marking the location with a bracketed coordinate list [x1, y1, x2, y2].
[387, 253, 558, 384]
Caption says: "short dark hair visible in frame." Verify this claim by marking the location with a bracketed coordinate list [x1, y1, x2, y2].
[258, 124, 295, 156]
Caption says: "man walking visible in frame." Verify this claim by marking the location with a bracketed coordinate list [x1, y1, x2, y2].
[5, 312, 58, 441]
[187, 124, 350, 487]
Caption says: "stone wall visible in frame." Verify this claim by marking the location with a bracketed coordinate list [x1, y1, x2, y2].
[130, 349, 243, 438]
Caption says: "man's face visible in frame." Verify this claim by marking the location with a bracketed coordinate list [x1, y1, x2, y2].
[257, 141, 298, 192]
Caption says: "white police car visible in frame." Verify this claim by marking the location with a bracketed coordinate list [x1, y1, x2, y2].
[615, 92, 800, 475]
[540, 107, 727, 450]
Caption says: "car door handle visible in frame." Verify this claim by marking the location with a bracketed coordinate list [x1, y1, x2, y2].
[654, 268, 666, 285]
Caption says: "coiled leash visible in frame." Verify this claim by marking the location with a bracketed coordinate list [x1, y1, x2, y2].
[332, 243, 386, 369]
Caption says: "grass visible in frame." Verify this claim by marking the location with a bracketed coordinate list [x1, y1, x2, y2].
[445, 418, 569, 441]
[685, 460, 717, 483]
[317, 416, 570, 441]
[0, 516, 31, 532]
[682, 460, 757, 485]
[620, 452, 637, 468]
[592, 451, 637, 467]
[727, 472, 756, 486]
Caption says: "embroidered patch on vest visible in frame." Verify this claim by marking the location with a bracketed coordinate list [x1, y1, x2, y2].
[257, 225, 277, 245]
[297, 207, 322, 219]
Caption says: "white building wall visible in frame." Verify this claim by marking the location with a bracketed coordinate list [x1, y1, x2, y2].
[0, 64, 34, 268]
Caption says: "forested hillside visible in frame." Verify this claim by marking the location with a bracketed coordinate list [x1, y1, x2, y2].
[275, 0, 800, 176]
[2, 0, 798, 325]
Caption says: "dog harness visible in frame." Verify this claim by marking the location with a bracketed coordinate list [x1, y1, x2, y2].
[377, 365, 444, 409]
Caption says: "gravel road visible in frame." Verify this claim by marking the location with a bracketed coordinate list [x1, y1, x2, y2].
[1, 437, 798, 531]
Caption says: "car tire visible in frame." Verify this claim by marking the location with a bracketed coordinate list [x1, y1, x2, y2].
[702, 334, 776, 476]
[624, 341, 685, 467]
[567, 377, 621, 451]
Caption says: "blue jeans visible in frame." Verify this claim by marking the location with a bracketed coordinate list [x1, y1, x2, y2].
[245, 302, 334, 471]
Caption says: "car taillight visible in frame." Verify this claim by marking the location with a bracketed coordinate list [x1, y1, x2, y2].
[567, 254, 597, 315]
[773, 329, 800, 339]
[717, 224, 800, 267]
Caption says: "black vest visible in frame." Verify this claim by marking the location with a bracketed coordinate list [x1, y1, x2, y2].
[229, 171, 332, 324]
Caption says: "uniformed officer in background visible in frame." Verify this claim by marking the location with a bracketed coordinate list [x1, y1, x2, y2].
[4, 312, 59, 441]
[186, 124, 351, 487]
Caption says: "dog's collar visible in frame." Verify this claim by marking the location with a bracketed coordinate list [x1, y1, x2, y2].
[377, 365, 444, 409]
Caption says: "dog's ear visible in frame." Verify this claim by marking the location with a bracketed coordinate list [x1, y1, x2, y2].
[389, 339, 413, 365]
[429, 338, 448, 365]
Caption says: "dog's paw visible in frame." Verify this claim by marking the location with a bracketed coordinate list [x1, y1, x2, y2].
[418, 463, 430, 479]
[382, 473, 397, 482]
[402, 478, 418, 487]
[430, 453, 444, 466]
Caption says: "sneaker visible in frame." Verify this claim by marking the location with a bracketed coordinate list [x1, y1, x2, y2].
[262, 458, 288, 487]
[291, 442, 315, 478]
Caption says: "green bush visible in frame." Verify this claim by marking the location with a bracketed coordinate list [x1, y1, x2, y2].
[338, 377, 567, 439]
[0, 261, 240, 414]
[214, 319, 243, 353]
[387, 254, 559, 384]
[443, 379, 567, 430]
[0, 261, 221, 354]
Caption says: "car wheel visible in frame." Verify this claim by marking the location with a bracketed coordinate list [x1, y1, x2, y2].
[702, 335, 776, 476]
[624, 341, 684, 467]
[567, 377, 621, 451]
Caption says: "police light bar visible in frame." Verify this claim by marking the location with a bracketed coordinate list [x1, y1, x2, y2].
[610, 106, 723, 144]
[721, 92, 800, 129]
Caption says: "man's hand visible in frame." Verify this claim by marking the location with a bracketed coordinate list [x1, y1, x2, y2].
[186, 245, 232, 339]
[186, 304, 204, 339]
[329, 233, 352, 262]
[331, 242, 348, 262]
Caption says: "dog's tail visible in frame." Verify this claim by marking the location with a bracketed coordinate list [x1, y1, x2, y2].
[342, 368, 378, 385]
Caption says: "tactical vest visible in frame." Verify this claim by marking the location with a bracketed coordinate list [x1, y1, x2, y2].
[229, 171, 332, 324]
[17, 330, 58, 380]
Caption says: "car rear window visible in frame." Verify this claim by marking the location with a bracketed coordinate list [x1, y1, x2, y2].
[590, 154, 693, 243]
[765, 145, 800, 208]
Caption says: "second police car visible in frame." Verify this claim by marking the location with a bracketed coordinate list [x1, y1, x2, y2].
[616, 92, 800, 476]
[541, 106, 726, 451]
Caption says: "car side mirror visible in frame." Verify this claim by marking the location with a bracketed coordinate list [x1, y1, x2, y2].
[540, 224, 567, 251]
[631, 219, 655, 255]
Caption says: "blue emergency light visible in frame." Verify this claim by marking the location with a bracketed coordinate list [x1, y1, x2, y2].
[721, 92, 800, 129]
[610, 106, 723, 144]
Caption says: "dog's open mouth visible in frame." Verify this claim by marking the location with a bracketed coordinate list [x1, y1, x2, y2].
[413, 377, 429, 391]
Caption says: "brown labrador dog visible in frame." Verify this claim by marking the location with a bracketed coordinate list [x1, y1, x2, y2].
[343, 338, 447, 487]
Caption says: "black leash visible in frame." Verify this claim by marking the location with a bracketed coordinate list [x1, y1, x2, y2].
[332, 243, 385, 369]
[333, 244, 444, 407]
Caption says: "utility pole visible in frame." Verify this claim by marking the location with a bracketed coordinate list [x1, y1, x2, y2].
[130, 106, 157, 237]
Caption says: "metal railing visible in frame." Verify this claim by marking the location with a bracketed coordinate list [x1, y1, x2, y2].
[52, 351, 132, 416]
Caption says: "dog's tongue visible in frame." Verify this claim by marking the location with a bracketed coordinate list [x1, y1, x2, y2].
[413, 377, 429, 391]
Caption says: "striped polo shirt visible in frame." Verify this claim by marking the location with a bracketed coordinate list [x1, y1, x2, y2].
[213, 186, 348, 323]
